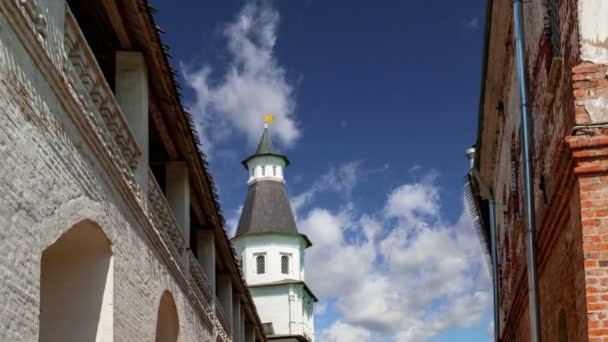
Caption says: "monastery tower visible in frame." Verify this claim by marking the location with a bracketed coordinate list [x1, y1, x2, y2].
[233, 123, 316, 341]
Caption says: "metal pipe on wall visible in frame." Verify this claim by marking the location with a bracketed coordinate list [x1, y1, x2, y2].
[513, 0, 542, 341]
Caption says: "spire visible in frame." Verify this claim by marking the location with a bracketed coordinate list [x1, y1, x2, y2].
[235, 116, 311, 247]
[242, 123, 290, 168]
[254, 127, 278, 155]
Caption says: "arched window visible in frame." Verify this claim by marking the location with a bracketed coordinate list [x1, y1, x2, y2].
[558, 308, 568, 342]
[155, 291, 179, 342]
[273, 165, 277, 176]
[39, 221, 113, 342]
[281, 255, 289, 274]
[256, 255, 265, 274]
[261, 166, 265, 176]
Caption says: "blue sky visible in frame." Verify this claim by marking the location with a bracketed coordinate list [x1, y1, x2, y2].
[154, 1, 490, 340]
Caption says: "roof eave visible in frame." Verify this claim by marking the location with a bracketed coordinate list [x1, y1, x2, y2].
[127, 3, 268, 339]
[474, 0, 495, 170]
[232, 231, 312, 248]
[241, 153, 291, 169]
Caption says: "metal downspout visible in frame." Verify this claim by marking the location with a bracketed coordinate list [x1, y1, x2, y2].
[513, 1, 542, 341]
[469, 169, 499, 342]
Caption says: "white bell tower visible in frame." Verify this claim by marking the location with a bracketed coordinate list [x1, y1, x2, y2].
[232, 123, 316, 341]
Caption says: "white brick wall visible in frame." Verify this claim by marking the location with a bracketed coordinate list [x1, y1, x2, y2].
[0, 4, 220, 342]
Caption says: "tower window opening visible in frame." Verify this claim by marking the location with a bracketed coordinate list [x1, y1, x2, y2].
[262, 166, 265, 176]
[273, 165, 277, 176]
[281, 255, 289, 274]
[256, 255, 266, 274]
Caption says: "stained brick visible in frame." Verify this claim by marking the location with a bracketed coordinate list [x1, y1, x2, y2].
[480, 0, 608, 341]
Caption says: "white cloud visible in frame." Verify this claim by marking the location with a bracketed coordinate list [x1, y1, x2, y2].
[184, 1, 300, 153]
[225, 205, 243, 238]
[295, 164, 490, 341]
[317, 161, 361, 196]
[314, 301, 327, 315]
[291, 161, 362, 215]
[320, 321, 373, 342]
[384, 175, 440, 227]
[299, 207, 376, 298]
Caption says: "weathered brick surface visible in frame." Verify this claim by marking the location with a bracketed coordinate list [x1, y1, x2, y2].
[481, 0, 608, 341]
[0, 6, 216, 342]
[572, 63, 608, 124]
[567, 136, 608, 341]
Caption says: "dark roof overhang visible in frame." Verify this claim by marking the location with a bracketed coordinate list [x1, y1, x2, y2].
[233, 231, 313, 248]
[474, 0, 495, 171]
[241, 153, 291, 169]
[235, 180, 304, 239]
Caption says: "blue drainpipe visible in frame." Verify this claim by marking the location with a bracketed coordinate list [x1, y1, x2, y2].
[513, 0, 542, 341]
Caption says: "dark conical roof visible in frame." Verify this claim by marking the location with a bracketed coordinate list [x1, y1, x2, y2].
[255, 127, 277, 154]
[242, 128, 290, 168]
[234, 180, 311, 247]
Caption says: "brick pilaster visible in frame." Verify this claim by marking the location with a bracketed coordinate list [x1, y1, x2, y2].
[567, 61, 608, 338]
[569, 136, 608, 326]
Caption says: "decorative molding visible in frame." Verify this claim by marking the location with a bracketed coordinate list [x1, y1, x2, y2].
[188, 251, 215, 306]
[215, 298, 232, 339]
[183, 252, 215, 331]
[16, 0, 47, 39]
[566, 135, 608, 175]
[147, 169, 186, 258]
[63, 9, 141, 182]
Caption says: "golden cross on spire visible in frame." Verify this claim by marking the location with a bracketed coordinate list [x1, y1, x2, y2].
[264, 114, 274, 128]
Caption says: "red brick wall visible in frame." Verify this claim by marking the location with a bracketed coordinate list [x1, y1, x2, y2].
[483, 0, 599, 341]
[567, 133, 608, 341]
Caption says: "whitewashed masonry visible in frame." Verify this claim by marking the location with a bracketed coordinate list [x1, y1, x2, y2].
[0, 0, 266, 341]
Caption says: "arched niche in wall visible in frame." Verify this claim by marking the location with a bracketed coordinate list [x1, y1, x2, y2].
[155, 291, 179, 342]
[39, 220, 113, 342]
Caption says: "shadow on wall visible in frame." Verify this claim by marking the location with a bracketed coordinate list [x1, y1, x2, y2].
[39, 220, 113, 342]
